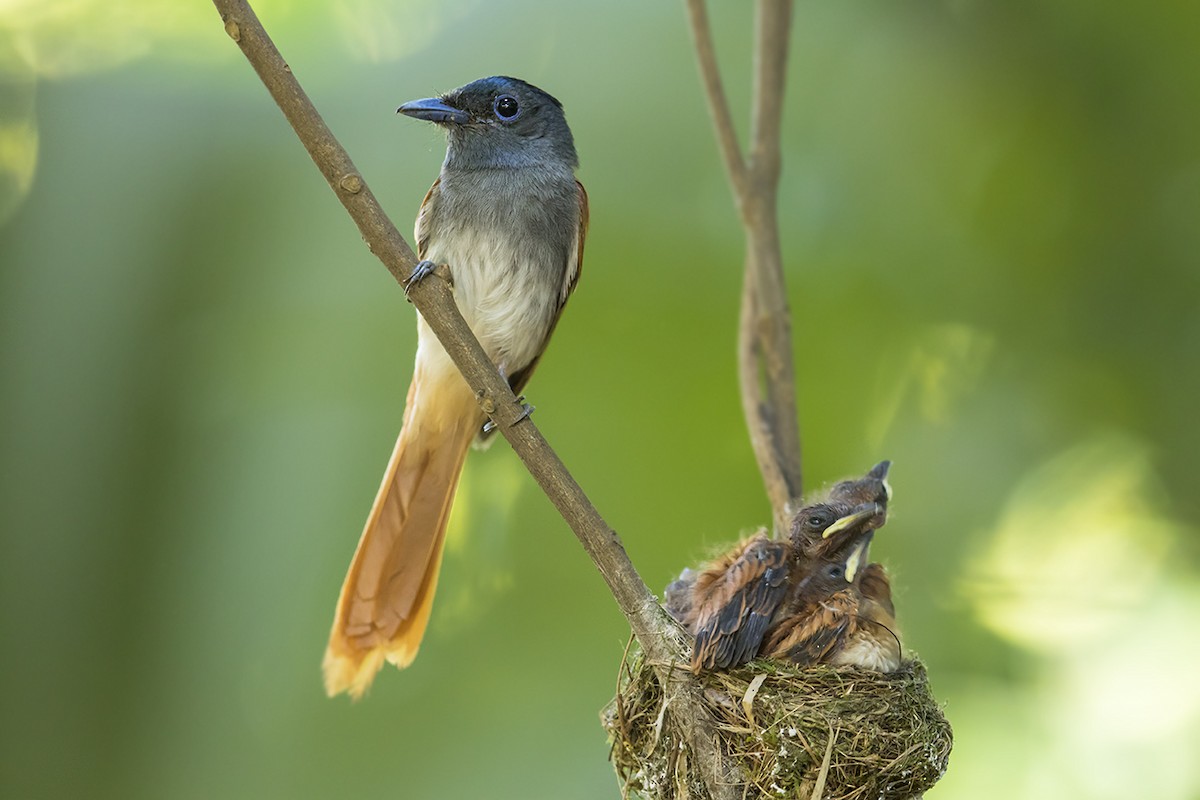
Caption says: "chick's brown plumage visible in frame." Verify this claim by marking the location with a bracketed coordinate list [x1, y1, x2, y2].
[673, 461, 901, 673]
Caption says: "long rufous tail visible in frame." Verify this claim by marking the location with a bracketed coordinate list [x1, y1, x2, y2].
[323, 359, 481, 698]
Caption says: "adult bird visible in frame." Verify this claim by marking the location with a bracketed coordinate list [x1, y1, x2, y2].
[323, 76, 588, 698]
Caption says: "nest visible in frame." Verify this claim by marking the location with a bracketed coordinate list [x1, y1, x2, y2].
[601, 644, 952, 800]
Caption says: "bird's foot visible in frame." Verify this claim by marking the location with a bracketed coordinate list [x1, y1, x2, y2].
[512, 398, 536, 425]
[481, 396, 534, 434]
[403, 260, 438, 296]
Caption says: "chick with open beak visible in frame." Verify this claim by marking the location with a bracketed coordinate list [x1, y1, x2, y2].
[789, 459, 891, 561]
[666, 461, 901, 673]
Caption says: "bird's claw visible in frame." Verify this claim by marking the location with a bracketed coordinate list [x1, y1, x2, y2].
[483, 398, 535, 434]
[404, 260, 438, 296]
[513, 401, 535, 425]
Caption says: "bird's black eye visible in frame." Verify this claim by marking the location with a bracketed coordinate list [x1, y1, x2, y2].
[827, 565, 843, 579]
[494, 94, 520, 121]
[806, 514, 827, 529]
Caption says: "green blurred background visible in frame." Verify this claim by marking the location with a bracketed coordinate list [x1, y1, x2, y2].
[2, 0, 1198, 797]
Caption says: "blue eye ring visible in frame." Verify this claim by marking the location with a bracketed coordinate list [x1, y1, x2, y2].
[493, 94, 520, 121]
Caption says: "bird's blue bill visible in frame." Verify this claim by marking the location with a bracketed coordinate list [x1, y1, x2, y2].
[397, 97, 470, 125]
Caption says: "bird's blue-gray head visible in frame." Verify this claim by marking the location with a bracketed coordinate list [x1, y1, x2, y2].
[398, 76, 578, 172]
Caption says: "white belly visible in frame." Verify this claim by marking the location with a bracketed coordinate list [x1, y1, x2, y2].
[411, 164, 580, 386]
[420, 227, 560, 379]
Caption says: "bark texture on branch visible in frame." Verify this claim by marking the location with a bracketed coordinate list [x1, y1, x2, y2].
[211, 0, 743, 795]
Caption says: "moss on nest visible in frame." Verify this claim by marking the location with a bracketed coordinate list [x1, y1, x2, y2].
[601, 645, 952, 799]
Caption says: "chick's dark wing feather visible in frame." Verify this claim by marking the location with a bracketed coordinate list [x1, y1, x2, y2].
[691, 536, 790, 671]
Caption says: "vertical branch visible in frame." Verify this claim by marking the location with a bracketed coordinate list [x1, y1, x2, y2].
[749, 0, 792, 186]
[747, 0, 803, 522]
[687, 0, 802, 531]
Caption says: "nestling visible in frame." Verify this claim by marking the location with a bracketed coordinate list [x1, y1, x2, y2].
[762, 529, 901, 672]
[666, 461, 901, 673]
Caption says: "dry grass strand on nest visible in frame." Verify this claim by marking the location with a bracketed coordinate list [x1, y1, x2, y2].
[601, 645, 951, 799]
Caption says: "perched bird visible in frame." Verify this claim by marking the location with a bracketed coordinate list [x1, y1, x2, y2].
[323, 76, 588, 698]
[671, 461, 899, 672]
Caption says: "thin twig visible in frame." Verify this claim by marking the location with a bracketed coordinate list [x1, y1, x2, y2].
[685, 0, 749, 203]
[211, 0, 743, 795]
[736, 262, 792, 522]
[809, 726, 836, 800]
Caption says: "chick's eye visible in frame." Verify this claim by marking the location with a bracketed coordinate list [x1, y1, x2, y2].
[494, 95, 520, 120]
[806, 515, 826, 529]
[827, 565, 843, 579]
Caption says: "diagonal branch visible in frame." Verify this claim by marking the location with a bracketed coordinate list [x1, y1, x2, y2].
[688, 0, 802, 532]
[685, 0, 749, 204]
[211, 0, 743, 796]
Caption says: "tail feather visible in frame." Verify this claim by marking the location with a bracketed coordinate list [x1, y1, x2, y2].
[324, 366, 480, 698]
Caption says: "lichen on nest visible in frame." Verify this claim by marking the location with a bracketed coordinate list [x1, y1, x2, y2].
[601, 644, 952, 799]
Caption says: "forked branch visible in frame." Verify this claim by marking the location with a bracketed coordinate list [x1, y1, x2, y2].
[686, 0, 802, 531]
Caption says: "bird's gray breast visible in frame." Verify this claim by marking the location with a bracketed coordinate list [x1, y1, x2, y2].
[422, 167, 579, 374]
